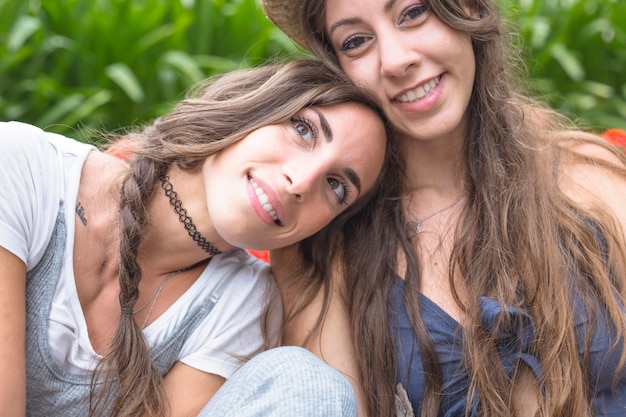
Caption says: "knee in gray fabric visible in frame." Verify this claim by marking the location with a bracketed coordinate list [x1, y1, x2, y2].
[250, 346, 348, 381]
[198, 346, 358, 417]
[247, 346, 357, 404]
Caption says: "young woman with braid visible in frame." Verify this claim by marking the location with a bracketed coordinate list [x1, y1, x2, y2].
[262, 1, 626, 416]
[0, 59, 396, 417]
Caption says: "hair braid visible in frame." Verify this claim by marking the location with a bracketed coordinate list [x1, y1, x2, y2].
[85, 59, 392, 416]
[90, 157, 169, 417]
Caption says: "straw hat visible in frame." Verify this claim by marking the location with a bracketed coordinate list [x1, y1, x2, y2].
[261, 0, 310, 49]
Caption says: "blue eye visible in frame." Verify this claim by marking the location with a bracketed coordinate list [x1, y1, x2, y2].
[399, 4, 429, 24]
[328, 177, 350, 205]
[291, 117, 317, 143]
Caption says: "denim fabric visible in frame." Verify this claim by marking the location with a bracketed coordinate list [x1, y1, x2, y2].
[25, 210, 237, 416]
[391, 272, 626, 416]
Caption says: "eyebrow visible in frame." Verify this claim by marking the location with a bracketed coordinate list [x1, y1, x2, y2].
[344, 168, 362, 195]
[328, 17, 362, 37]
[311, 108, 333, 143]
[384, 0, 397, 13]
[310, 108, 363, 195]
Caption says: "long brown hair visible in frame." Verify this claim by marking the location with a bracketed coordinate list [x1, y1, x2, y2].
[289, 1, 626, 416]
[89, 59, 393, 417]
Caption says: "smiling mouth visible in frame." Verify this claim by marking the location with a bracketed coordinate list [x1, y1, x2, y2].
[395, 76, 441, 103]
[248, 176, 282, 226]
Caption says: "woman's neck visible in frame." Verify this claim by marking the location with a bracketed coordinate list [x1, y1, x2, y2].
[137, 165, 233, 275]
[398, 132, 465, 194]
[77, 154, 225, 280]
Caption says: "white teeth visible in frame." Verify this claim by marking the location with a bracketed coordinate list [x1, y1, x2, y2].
[248, 177, 279, 223]
[397, 76, 440, 103]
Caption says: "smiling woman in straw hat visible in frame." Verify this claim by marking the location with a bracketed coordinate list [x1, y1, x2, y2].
[263, 1, 626, 417]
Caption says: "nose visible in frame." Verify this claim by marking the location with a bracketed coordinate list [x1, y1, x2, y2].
[283, 161, 324, 202]
[379, 31, 420, 78]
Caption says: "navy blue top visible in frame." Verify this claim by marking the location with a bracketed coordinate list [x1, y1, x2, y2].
[390, 276, 626, 416]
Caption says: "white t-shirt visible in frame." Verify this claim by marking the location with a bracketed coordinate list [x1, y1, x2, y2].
[0, 121, 278, 379]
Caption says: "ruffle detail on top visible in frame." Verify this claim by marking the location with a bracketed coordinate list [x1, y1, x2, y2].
[479, 297, 542, 381]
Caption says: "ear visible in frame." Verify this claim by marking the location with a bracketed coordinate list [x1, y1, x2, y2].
[462, 0, 480, 18]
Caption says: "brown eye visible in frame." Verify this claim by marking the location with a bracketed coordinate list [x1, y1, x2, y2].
[399, 4, 428, 25]
[290, 117, 316, 143]
[340, 35, 371, 51]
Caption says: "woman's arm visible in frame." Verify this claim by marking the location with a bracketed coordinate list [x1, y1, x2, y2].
[0, 246, 27, 417]
[560, 139, 626, 235]
[271, 246, 367, 417]
[163, 362, 226, 417]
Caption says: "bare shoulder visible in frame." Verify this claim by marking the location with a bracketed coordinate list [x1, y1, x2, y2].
[557, 131, 626, 234]
[76, 150, 127, 229]
[81, 148, 127, 179]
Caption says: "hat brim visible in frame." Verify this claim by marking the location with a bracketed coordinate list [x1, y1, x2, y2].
[262, 0, 310, 49]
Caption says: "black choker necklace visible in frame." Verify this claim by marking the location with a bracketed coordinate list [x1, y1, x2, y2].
[160, 175, 221, 256]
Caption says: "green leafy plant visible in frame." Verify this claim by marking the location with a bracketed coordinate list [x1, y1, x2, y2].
[1, 0, 624, 142]
[0, 0, 299, 141]
[499, 0, 626, 130]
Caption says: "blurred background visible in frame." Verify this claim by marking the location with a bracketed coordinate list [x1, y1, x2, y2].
[1, 0, 624, 143]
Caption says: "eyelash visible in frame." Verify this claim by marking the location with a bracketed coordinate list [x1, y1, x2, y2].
[399, 4, 429, 25]
[338, 4, 429, 52]
[290, 116, 350, 206]
[329, 177, 351, 206]
[339, 35, 370, 52]
[290, 116, 318, 144]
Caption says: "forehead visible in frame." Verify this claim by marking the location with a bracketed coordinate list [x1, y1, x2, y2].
[315, 102, 385, 144]
[325, 0, 381, 19]
[315, 102, 387, 189]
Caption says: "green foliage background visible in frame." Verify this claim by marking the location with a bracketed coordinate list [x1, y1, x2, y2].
[499, 0, 626, 131]
[1, 0, 624, 142]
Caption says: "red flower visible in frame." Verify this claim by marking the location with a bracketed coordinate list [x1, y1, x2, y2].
[602, 128, 626, 148]
[107, 138, 134, 160]
[247, 250, 270, 263]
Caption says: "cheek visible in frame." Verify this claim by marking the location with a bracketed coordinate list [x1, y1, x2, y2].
[340, 60, 375, 87]
[449, 33, 475, 70]
[304, 214, 334, 239]
[349, 75, 388, 108]
[298, 206, 336, 237]
[362, 152, 386, 192]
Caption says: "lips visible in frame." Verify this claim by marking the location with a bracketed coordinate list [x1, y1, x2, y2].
[247, 175, 283, 226]
[395, 76, 441, 103]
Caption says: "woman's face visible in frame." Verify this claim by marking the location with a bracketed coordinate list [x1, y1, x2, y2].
[203, 102, 386, 250]
[324, 0, 476, 143]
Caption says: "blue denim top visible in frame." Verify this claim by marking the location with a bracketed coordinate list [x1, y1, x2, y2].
[391, 272, 626, 415]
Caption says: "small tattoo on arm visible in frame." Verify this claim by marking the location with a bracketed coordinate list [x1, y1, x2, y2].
[76, 202, 88, 226]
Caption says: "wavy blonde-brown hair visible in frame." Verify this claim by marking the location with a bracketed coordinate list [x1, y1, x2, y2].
[89, 59, 394, 417]
[287, 1, 626, 416]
